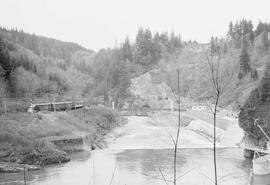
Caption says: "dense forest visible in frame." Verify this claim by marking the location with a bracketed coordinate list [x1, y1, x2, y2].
[0, 27, 181, 110]
[0, 19, 269, 111]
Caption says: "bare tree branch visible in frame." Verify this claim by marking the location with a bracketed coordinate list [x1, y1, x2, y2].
[109, 162, 117, 185]
[158, 166, 171, 185]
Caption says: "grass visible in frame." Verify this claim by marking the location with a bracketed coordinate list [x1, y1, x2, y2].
[0, 106, 124, 158]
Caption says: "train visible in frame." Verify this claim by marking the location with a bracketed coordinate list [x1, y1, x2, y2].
[27, 101, 84, 113]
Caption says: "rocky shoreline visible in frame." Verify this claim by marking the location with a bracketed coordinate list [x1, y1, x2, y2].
[0, 141, 70, 173]
[0, 136, 106, 173]
[0, 133, 110, 173]
[0, 125, 125, 173]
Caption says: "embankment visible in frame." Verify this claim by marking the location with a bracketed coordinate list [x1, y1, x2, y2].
[106, 110, 243, 150]
[0, 106, 126, 173]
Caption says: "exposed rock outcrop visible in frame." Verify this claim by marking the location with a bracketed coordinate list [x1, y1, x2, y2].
[128, 69, 176, 110]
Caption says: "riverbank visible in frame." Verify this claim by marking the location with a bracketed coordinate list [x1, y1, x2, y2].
[106, 110, 243, 150]
[0, 106, 126, 173]
[0, 110, 255, 185]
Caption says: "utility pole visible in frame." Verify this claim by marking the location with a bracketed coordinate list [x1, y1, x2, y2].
[53, 95, 56, 112]
[4, 93, 7, 115]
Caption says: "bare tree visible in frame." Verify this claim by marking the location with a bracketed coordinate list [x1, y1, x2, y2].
[157, 68, 182, 185]
[207, 49, 220, 185]
[173, 68, 181, 185]
[206, 39, 236, 185]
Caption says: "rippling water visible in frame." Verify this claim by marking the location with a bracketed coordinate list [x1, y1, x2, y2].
[1, 148, 270, 185]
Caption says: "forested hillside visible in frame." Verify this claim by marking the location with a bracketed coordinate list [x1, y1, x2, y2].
[160, 20, 270, 110]
[0, 27, 89, 61]
[0, 20, 269, 112]
[0, 27, 182, 112]
[0, 29, 93, 102]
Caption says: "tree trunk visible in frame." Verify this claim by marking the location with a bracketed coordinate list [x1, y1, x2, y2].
[213, 90, 219, 185]
[174, 69, 181, 185]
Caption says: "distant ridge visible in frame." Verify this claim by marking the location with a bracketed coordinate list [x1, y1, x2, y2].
[0, 27, 92, 61]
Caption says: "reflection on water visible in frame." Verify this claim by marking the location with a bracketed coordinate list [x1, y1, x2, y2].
[1, 148, 270, 185]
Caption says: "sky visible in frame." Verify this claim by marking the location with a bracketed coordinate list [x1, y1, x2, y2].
[0, 0, 270, 51]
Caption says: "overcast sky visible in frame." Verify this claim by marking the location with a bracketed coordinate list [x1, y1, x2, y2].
[0, 0, 270, 51]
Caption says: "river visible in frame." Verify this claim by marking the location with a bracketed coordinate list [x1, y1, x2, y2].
[1, 113, 270, 185]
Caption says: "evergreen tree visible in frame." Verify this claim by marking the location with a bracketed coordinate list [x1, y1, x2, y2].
[228, 19, 255, 48]
[259, 57, 270, 102]
[0, 37, 11, 80]
[122, 37, 132, 62]
[261, 30, 269, 51]
[228, 21, 234, 40]
[135, 28, 153, 67]
[159, 32, 170, 57]
[233, 21, 242, 48]
[238, 40, 251, 79]
[110, 59, 131, 107]
[210, 36, 220, 54]
[249, 31, 255, 45]
[255, 21, 267, 36]
[152, 33, 162, 62]
[240, 19, 253, 35]
[169, 32, 181, 54]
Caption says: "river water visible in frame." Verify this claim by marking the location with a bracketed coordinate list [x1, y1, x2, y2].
[1, 115, 270, 185]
